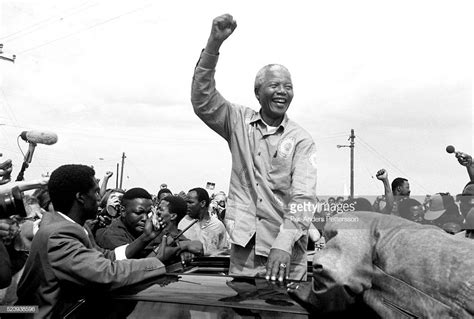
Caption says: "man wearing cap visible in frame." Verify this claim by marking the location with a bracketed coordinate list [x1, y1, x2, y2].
[191, 14, 317, 281]
[421, 193, 464, 233]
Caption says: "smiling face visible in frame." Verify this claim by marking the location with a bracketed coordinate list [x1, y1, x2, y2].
[254, 65, 293, 126]
[121, 197, 153, 237]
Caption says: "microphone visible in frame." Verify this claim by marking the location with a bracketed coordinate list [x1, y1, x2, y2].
[447, 145, 472, 167]
[15, 130, 58, 181]
[446, 145, 455, 154]
[20, 130, 58, 145]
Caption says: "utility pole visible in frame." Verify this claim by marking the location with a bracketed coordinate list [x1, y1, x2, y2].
[119, 152, 126, 189]
[116, 163, 119, 189]
[337, 129, 356, 198]
[0, 44, 16, 63]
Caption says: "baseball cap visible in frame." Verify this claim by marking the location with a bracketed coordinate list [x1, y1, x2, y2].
[424, 193, 446, 221]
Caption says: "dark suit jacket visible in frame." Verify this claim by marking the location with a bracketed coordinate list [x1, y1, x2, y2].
[16, 211, 165, 319]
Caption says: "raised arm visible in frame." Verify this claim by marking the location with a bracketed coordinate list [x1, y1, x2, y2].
[375, 169, 394, 214]
[456, 152, 474, 182]
[99, 171, 114, 198]
[191, 14, 238, 142]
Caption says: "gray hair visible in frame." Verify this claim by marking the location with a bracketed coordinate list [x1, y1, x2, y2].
[254, 64, 291, 92]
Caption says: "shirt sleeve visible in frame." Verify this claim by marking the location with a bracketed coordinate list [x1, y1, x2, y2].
[272, 138, 318, 253]
[48, 230, 165, 290]
[191, 50, 235, 142]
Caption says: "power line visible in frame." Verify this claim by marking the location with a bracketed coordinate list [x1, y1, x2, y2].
[0, 1, 97, 42]
[18, 2, 153, 55]
[357, 135, 431, 194]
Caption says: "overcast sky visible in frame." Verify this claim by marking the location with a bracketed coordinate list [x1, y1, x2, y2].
[0, 0, 472, 198]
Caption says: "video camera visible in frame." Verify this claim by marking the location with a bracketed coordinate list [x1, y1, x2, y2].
[0, 186, 27, 219]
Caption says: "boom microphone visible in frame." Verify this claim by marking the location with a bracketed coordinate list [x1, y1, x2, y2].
[20, 130, 58, 145]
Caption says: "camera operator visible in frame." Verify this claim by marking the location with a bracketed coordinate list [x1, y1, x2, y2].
[0, 226, 12, 289]
[1, 157, 49, 302]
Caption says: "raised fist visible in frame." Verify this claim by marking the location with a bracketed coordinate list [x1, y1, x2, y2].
[206, 14, 237, 54]
[376, 169, 388, 181]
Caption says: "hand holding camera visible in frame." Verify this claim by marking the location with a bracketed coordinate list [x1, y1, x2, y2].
[0, 155, 13, 186]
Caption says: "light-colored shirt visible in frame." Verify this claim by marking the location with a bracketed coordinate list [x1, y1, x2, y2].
[178, 215, 228, 255]
[191, 50, 318, 256]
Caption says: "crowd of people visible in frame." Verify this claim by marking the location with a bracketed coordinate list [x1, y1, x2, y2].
[0, 12, 473, 319]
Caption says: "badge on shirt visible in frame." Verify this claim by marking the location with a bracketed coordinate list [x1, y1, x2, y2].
[278, 137, 295, 158]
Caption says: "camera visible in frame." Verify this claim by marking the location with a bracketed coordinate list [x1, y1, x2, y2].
[0, 186, 27, 219]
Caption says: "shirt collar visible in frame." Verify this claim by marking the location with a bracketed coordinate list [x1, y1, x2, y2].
[56, 211, 88, 236]
[249, 110, 289, 131]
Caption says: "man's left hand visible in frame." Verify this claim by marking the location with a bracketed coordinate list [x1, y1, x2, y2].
[266, 248, 291, 282]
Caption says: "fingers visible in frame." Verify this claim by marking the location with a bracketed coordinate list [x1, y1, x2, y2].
[0, 158, 12, 170]
[265, 259, 280, 281]
[286, 282, 299, 292]
[157, 235, 168, 260]
[212, 14, 237, 35]
[180, 252, 194, 265]
[278, 262, 288, 282]
[0, 159, 13, 185]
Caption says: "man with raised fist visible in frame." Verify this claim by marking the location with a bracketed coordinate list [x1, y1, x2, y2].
[191, 14, 317, 282]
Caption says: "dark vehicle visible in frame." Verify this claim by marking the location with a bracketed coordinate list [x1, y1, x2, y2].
[65, 257, 310, 319]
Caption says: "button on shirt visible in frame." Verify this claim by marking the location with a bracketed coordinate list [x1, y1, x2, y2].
[191, 50, 318, 257]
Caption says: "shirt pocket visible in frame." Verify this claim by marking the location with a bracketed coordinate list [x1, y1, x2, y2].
[268, 156, 292, 190]
[224, 199, 250, 236]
